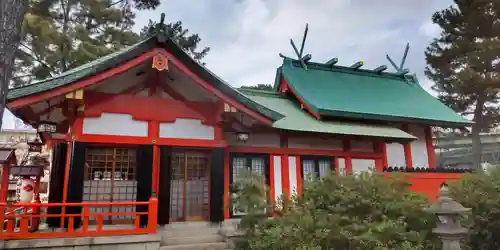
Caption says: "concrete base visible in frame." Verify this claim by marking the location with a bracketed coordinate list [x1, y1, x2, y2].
[2, 234, 161, 250]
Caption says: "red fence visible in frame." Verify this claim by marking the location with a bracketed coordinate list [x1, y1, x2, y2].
[385, 173, 463, 200]
[0, 197, 158, 240]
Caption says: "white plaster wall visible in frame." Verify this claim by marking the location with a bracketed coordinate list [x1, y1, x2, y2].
[272, 155, 283, 205]
[83, 113, 148, 137]
[337, 158, 346, 175]
[385, 143, 406, 166]
[351, 140, 374, 152]
[288, 156, 298, 196]
[352, 159, 376, 174]
[224, 132, 280, 147]
[159, 118, 214, 140]
[288, 136, 343, 150]
[408, 125, 429, 168]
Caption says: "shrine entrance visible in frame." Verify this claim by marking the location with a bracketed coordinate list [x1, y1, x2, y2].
[169, 150, 210, 221]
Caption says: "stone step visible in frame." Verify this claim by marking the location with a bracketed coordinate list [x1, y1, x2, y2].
[162, 226, 221, 238]
[163, 235, 224, 246]
[159, 242, 229, 250]
[165, 221, 217, 230]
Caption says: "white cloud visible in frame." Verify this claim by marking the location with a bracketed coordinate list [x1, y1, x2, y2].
[134, 0, 452, 88]
[419, 20, 441, 38]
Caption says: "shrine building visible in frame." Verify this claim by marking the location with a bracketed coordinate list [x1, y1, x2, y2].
[3, 18, 470, 237]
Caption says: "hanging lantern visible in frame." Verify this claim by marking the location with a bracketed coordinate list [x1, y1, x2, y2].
[37, 121, 57, 134]
[235, 132, 249, 142]
[27, 138, 43, 153]
[152, 53, 169, 71]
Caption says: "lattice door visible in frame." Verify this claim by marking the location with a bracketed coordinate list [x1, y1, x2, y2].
[169, 150, 210, 221]
[83, 147, 137, 224]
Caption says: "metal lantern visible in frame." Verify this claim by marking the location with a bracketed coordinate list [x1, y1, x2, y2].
[27, 138, 43, 153]
[37, 121, 57, 134]
[235, 132, 249, 142]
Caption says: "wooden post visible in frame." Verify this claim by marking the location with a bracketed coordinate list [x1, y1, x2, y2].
[223, 148, 230, 219]
[152, 145, 160, 195]
[343, 138, 352, 174]
[61, 142, 71, 202]
[0, 166, 11, 203]
[148, 197, 158, 233]
[60, 142, 71, 228]
[0, 166, 7, 238]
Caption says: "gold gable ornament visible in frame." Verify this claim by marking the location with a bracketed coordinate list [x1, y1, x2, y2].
[152, 54, 169, 71]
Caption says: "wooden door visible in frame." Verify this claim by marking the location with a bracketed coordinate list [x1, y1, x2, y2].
[84, 147, 137, 225]
[169, 150, 210, 221]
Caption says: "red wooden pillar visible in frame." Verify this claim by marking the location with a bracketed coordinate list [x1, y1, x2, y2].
[281, 155, 290, 199]
[343, 138, 352, 174]
[61, 142, 72, 202]
[152, 145, 160, 195]
[0, 166, 11, 203]
[149, 120, 160, 195]
[223, 148, 230, 219]
[280, 133, 289, 199]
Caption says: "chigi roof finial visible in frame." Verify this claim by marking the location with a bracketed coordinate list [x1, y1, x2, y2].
[160, 13, 166, 25]
[279, 24, 311, 70]
[386, 42, 410, 76]
[153, 13, 168, 43]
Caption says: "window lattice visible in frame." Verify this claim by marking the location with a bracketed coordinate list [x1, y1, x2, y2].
[231, 154, 268, 216]
[302, 160, 315, 181]
[302, 158, 333, 182]
[83, 147, 137, 224]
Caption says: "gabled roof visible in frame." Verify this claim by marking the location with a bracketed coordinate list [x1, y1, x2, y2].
[275, 58, 471, 127]
[7, 34, 284, 123]
[241, 89, 416, 141]
[0, 148, 17, 165]
[8, 38, 154, 100]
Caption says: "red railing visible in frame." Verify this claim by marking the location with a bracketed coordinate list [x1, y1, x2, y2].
[0, 197, 158, 240]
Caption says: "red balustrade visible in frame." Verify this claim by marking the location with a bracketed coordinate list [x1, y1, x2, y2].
[0, 197, 158, 240]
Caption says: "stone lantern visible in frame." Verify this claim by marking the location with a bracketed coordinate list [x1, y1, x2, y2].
[425, 185, 471, 250]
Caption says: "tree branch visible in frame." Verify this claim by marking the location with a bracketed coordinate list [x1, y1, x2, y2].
[109, 0, 126, 8]
[19, 43, 54, 77]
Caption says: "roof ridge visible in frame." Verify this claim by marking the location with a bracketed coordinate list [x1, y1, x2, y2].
[239, 88, 285, 98]
[283, 57, 415, 83]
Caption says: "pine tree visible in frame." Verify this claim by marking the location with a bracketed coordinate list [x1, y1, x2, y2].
[13, 1, 210, 87]
[0, 0, 27, 129]
[12, 0, 154, 87]
[425, 0, 500, 169]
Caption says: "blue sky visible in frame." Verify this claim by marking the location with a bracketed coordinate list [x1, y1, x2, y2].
[3, 0, 453, 129]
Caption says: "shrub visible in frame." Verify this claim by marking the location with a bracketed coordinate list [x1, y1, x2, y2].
[233, 172, 438, 250]
[449, 166, 500, 250]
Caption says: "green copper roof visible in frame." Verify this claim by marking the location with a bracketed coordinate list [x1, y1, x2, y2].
[277, 58, 471, 127]
[241, 89, 416, 140]
[7, 34, 283, 122]
[8, 38, 155, 100]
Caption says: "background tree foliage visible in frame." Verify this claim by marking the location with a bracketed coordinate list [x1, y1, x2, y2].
[233, 172, 438, 250]
[425, 0, 500, 169]
[12, 0, 210, 87]
[140, 20, 210, 62]
[449, 166, 500, 250]
[239, 84, 273, 91]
